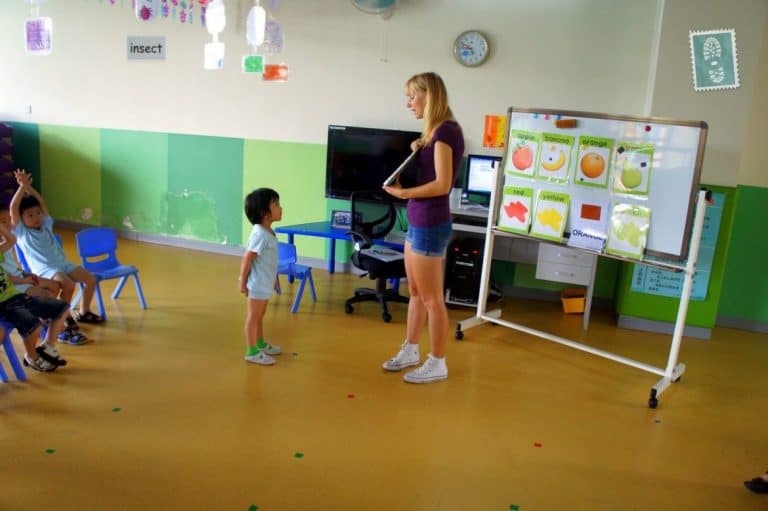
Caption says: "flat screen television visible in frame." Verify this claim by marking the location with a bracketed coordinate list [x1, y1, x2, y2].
[325, 125, 421, 203]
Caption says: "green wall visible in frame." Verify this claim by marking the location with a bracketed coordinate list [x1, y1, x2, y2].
[615, 185, 736, 328]
[718, 185, 768, 323]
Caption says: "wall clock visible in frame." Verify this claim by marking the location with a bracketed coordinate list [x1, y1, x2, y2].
[453, 30, 489, 67]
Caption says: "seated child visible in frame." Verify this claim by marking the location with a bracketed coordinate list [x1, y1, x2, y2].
[0, 205, 86, 345]
[10, 169, 103, 325]
[0, 221, 68, 372]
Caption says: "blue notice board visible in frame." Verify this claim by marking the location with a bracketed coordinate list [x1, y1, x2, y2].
[630, 192, 724, 301]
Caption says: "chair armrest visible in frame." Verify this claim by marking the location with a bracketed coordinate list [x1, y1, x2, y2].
[346, 230, 373, 249]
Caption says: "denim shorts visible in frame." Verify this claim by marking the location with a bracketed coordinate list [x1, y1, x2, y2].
[0, 294, 70, 339]
[406, 221, 452, 257]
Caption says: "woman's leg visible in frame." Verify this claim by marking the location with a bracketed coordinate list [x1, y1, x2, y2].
[404, 241, 427, 344]
[407, 252, 448, 358]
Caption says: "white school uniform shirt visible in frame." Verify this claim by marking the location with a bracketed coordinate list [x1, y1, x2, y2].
[245, 224, 278, 300]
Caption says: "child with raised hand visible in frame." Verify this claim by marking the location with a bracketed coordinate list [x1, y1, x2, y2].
[10, 169, 103, 327]
[240, 188, 283, 365]
[0, 204, 87, 345]
[0, 221, 69, 372]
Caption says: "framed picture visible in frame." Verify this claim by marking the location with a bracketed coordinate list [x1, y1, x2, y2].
[689, 29, 740, 92]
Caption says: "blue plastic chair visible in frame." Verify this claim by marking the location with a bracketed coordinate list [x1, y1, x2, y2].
[275, 242, 316, 313]
[74, 227, 147, 320]
[0, 320, 27, 382]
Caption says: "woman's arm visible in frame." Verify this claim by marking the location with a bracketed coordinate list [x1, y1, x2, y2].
[383, 141, 454, 200]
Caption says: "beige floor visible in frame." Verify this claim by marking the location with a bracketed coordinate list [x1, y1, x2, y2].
[1, 233, 767, 511]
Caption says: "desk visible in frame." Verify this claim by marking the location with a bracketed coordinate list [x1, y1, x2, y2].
[275, 221, 404, 276]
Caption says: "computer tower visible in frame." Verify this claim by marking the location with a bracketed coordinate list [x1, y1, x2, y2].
[445, 237, 484, 304]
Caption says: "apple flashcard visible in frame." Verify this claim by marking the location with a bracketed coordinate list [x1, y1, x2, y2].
[612, 142, 654, 195]
[574, 135, 613, 189]
[530, 190, 570, 242]
[505, 129, 540, 179]
[535, 133, 574, 184]
[497, 186, 534, 234]
[606, 203, 651, 259]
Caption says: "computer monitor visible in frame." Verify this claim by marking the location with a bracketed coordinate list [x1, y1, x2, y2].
[465, 154, 501, 205]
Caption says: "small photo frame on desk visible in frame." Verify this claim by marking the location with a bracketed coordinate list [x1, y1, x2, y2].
[331, 210, 362, 229]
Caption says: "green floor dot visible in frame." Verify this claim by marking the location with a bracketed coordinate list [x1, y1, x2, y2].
[112, 407, 122, 412]
[45, 449, 56, 454]
[510, 505, 520, 511]
[248, 505, 259, 511]
[294, 452, 304, 459]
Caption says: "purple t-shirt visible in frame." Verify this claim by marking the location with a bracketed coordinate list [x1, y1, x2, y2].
[407, 120, 465, 228]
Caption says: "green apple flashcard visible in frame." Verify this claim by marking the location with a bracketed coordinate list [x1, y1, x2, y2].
[612, 142, 653, 195]
[530, 190, 570, 242]
[505, 129, 540, 179]
[536, 133, 574, 184]
[606, 203, 651, 259]
[497, 186, 533, 234]
[575, 135, 613, 188]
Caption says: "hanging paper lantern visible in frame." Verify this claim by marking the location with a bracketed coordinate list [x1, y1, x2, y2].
[206, 0, 225, 35]
[246, 4, 266, 47]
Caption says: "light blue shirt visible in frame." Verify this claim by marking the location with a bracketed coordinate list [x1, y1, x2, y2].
[246, 224, 278, 299]
[12, 216, 69, 275]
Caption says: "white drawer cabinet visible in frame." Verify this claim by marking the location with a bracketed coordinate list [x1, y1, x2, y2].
[535, 244, 596, 286]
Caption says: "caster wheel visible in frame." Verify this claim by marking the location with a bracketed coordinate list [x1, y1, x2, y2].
[455, 330, 464, 340]
[648, 397, 658, 409]
[382, 313, 392, 323]
[344, 304, 354, 314]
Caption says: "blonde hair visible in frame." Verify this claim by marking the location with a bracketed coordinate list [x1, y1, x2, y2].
[405, 72, 455, 145]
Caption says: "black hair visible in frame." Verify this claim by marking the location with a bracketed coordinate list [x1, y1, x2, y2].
[0, 204, 9, 213]
[19, 195, 41, 216]
[244, 188, 280, 225]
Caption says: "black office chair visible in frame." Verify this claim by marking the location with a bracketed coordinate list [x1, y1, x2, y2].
[343, 191, 409, 323]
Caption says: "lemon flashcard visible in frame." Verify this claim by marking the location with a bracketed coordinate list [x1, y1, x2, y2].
[606, 203, 651, 259]
[505, 130, 540, 179]
[530, 190, 570, 242]
[535, 133, 574, 184]
[612, 142, 654, 195]
[574, 135, 613, 189]
[497, 186, 533, 235]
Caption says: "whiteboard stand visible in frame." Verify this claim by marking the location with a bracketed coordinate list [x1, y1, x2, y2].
[455, 190, 709, 409]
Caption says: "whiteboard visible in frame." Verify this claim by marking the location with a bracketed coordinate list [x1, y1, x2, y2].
[498, 108, 707, 260]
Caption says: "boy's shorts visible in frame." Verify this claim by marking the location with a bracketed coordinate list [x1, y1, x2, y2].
[0, 294, 70, 338]
[37, 262, 79, 280]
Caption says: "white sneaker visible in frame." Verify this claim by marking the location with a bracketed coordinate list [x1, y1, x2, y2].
[38, 344, 67, 367]
[382, 340, 420, 372]
[260, 342, 282, 356]
[245, 352, 276, 365]
[403, 354, 447, 384]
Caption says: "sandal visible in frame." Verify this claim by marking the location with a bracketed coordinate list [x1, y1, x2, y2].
[58, 330, 88, 345]
[65, 316, 80, 330]
[73, 311, 104, 324]
[745, 476, 768, 494]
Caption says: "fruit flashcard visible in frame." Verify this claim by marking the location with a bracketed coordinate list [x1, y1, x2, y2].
[497, 186, 534, 234]
[575, 135, 613, 188]
[612, 142, 654, 195]
[536, 133, 574, 184]
[505, 130, 540, 179]
[530, 190, 570, 242]
[606, 203, 651, 259]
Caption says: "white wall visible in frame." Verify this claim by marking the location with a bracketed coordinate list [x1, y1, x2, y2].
[650, 0, 768, 186]
[0, 0, 658, 152]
